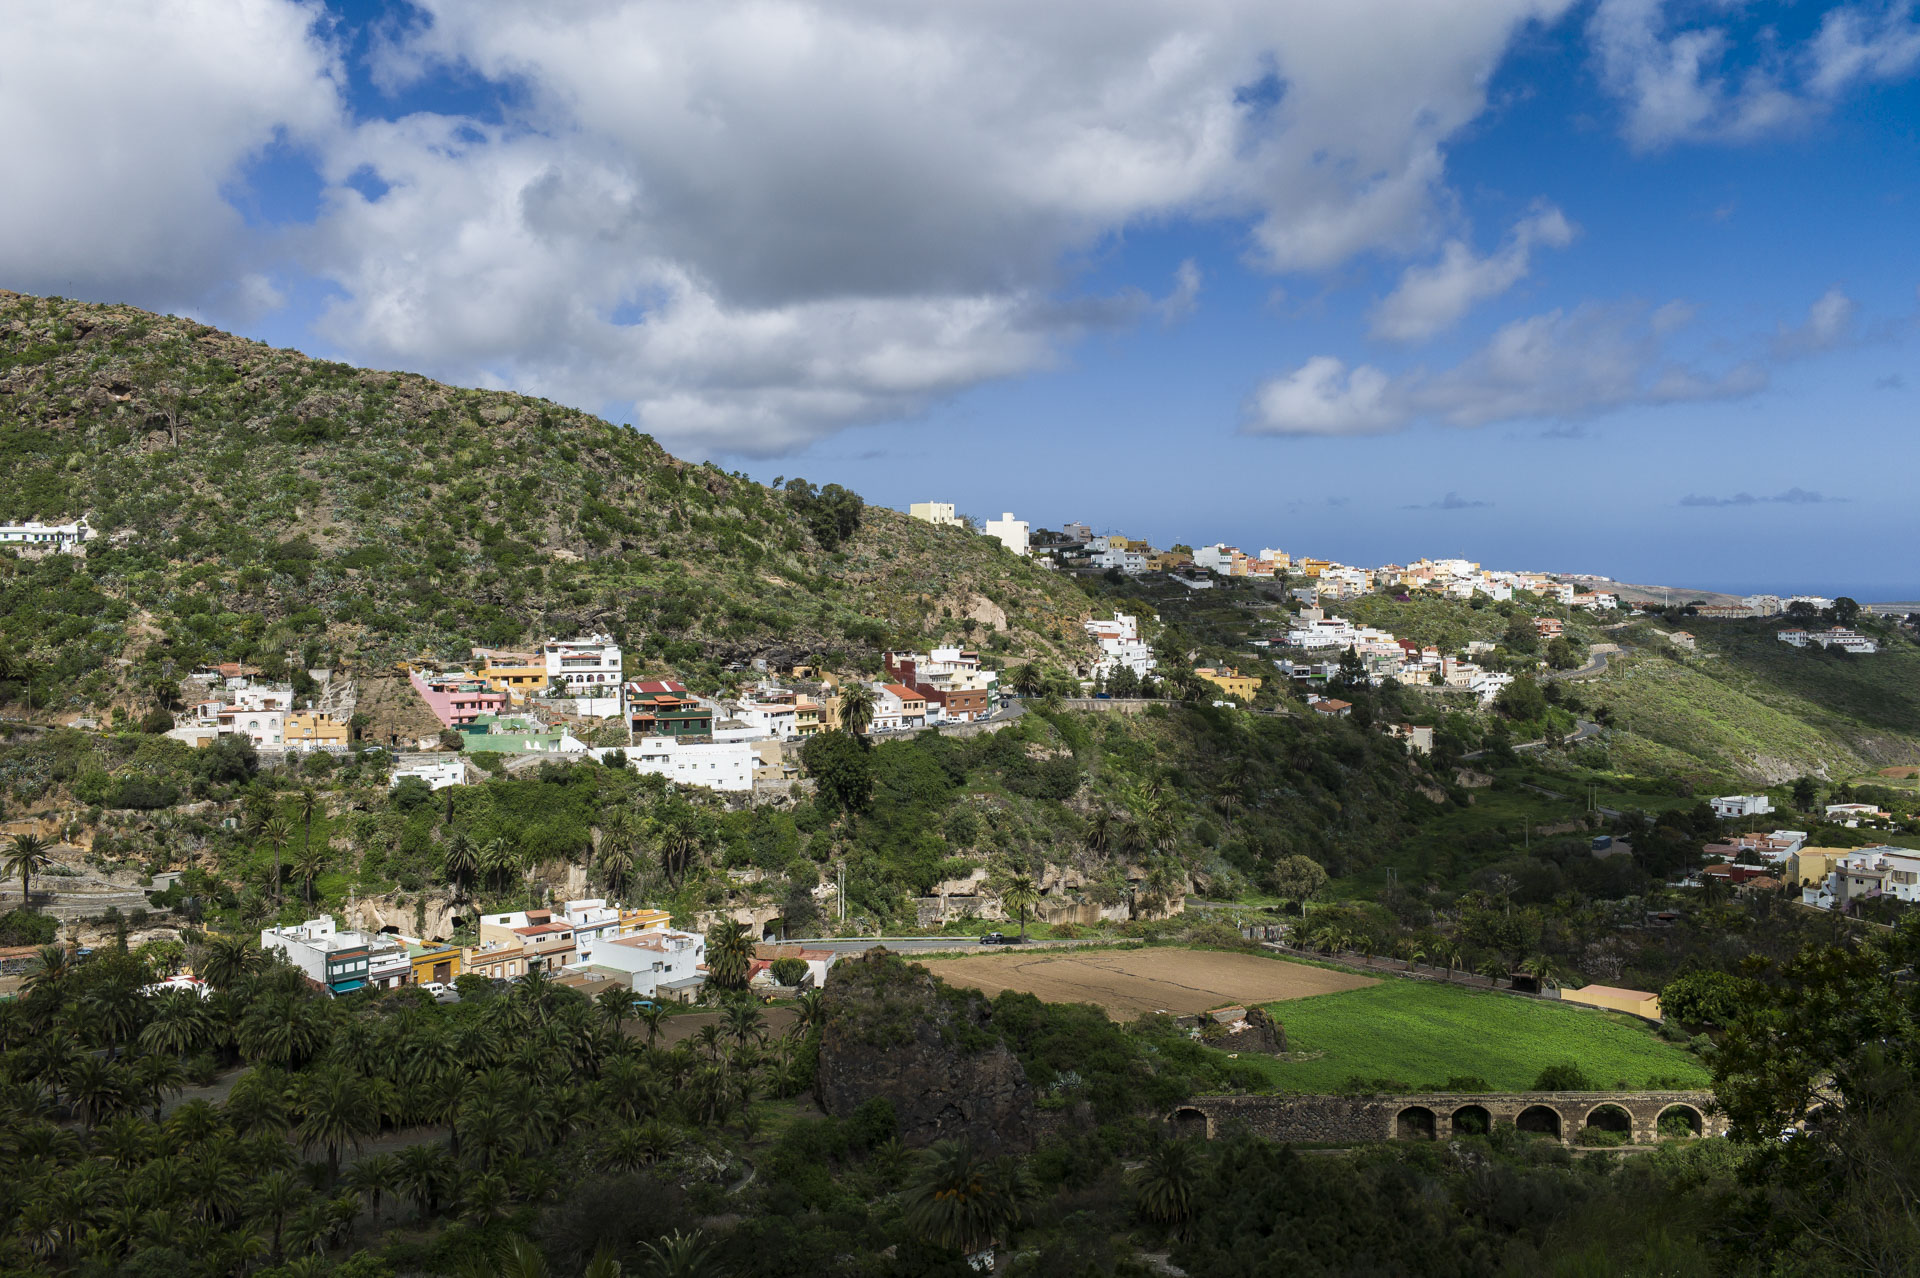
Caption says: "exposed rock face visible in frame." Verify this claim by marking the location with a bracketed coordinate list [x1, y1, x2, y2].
[1216, 1005, 1288, 1055]
[816, 948, 1035, 1152]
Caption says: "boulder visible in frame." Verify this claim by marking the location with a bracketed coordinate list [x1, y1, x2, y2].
[816, 948, 1034, 1152]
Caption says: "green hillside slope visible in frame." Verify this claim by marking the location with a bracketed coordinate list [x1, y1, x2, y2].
[0, 291, 1094, 714]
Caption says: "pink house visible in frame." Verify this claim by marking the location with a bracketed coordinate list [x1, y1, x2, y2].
[409, 671, 507, 727]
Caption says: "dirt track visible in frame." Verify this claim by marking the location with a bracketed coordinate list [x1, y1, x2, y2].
[919, 948, 1374, 1018]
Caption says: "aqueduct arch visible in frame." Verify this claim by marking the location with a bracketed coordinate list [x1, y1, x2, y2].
[1450, 1105, 1491, 1136]
[1515, 1104, 1564, 1139]
[1395, 1106, 1437, 1140]
[1657, 1103, 1703, 1138]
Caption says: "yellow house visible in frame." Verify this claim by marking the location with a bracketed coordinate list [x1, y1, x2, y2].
[471, 648, 549, 700]
[404, 938, 461, 985]
[794, 701, 824, 735]
[619, 907, 674, 935]
[1195, 667, 1262, 700]
[1297, 558, 1333, 578]
[1788, 847, 1849, 888]
[285, 711, 350, 751]
[1561, 985, 1662, 1021]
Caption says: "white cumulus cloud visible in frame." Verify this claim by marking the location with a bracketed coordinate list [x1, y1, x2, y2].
[1248, 297, 1777, 436]
[1591, 0, 1920, 150]
[1370, 203, 1576, 341]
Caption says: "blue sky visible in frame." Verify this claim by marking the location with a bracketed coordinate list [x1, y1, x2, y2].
[5, 1, 1918, 596]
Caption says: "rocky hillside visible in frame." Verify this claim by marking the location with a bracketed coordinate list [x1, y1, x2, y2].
[0, 291, 1095, 716]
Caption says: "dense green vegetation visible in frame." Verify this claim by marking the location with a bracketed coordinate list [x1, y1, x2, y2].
[0, 293, 1094, 718]
[1246, 978, 1708, 1093]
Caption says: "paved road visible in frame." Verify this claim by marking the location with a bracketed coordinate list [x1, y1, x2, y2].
[1463, 718, 1600, 759]
[1543, 643, 1620, 682]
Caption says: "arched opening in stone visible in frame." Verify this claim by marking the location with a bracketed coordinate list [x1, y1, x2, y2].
[1516, 1105, 1562, 1139]
[1395, 1106, 1437, 1140]
[1451, 1104, 1492, 1136]
[1170, 1107, 1210, 1140]
[1581, 1104, 1634, 1145]
[1657, 1104, 1703, 1139]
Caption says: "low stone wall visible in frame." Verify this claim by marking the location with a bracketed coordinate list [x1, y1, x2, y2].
[1057, 698, 1161, 714]
[1172, 1090, 1724, 1145]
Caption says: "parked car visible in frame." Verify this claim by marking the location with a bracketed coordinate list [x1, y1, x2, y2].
[979, 932, 1024, 945]
[1591, 835, 1613, 851]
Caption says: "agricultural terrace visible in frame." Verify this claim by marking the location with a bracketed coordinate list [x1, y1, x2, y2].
[1241, 980, 1710, 1093]
[917, 947, 1374, 1017]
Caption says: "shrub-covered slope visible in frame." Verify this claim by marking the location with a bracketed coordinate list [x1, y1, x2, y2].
[0, 290, 1094, 714]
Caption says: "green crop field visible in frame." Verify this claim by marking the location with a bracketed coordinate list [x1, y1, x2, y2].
[1238, 978, 1709, 1093]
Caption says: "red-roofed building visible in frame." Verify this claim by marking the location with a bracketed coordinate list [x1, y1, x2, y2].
[873, 682, 927, 732]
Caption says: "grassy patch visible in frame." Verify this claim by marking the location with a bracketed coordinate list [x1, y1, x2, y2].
[1237, 979, 1708, 1093]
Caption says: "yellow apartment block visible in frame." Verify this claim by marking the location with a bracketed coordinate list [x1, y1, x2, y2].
[1195, 667, 1262, 700]
[285, 711, 349, 751]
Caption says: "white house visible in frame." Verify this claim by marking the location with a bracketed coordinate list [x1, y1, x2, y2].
[390, 759, 467, 791]
[593, 738, 755, 792]
[261, 916, 409, 996]
[1826, 802, 1890, 826]
[983, 512, 1030, 557]
[1805, 845, 1920, 910]
[543, 635, 623, 713]
[1083, 612, 1155, 680]
[0, 517, 90, 553]
[1468, 671, 1514, 704]
[586, 929, 707, 1000]
[1711, 794, 1774, 820]
[1094, 546, 1148, 575]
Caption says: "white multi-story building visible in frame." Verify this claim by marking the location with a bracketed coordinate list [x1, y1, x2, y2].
[983, 512, 1030, 557]
[908, 502, 964, 528]
[728, 697, 798, 739]
[262, 916, 409, 995]
[1084, 612, 1155, 681]
[1710, 794, 1774, 820]
[593, 738, 755, 792]
[0, 517, 91, 553]
[1744, 594, 1784, 615]
[544, 635, 622, 692]
[1805, 845, 1920, 910]
[1468, 671, 1514, 704]
[1094, 546, 1148, 574]
[586, 928, 708, 1000]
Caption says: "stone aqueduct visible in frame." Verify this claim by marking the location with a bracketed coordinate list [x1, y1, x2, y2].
[1171, 1091, 1726, 1146]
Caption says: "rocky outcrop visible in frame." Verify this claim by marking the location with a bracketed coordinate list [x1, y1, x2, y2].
[816, 948, 1035, 1152]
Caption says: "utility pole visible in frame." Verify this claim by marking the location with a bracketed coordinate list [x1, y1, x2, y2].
[837, 862, 845, 927]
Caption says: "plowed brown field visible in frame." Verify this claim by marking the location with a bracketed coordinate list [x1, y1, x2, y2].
[919, 948, 1375, 1018]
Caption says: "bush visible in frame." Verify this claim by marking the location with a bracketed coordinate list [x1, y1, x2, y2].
[1532, 1063, 1594, 1091]
[770, 956, 808, 987]
[0, 908, 57, 946]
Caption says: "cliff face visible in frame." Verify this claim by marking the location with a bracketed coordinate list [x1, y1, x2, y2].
[815, 949, 1035, 1152]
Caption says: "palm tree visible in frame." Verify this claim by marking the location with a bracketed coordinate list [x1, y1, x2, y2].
[705, 921, 753, 992]
[836, 683, 876, 739]
[295, 1068, 378, 1184]
[1476, 956, 1507, 987]
[296, 787, 320, 882]
[1132, 1139, 1204, 1240]
[397, 1144, 448, 1220]
[263, 816, 293, 909]
[480, 838, 516, 894]
[4, 832, 54, 904]
[722, 1000, 766, 1051]
[443, 828, 479, 905]
[1009, 663, 1045, 697]
[903, 1141, 1030, 1267]
[789, 989, 824, 1039]
[1435, 938, 1466, 982]
[635, 1002, 668, 1048]
[24, 943, 69, 993]
[250, 1169, 310, 1261]
[1520, 954, 1565, 991]
[998, 872, 1042, 943]
[1396, 939, 1427, 972]
[200, 933, 263, 989]
[633, 1229, 728, 1278]
[291, 839, 328, 907]
[342, 1152, 401, 1225]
